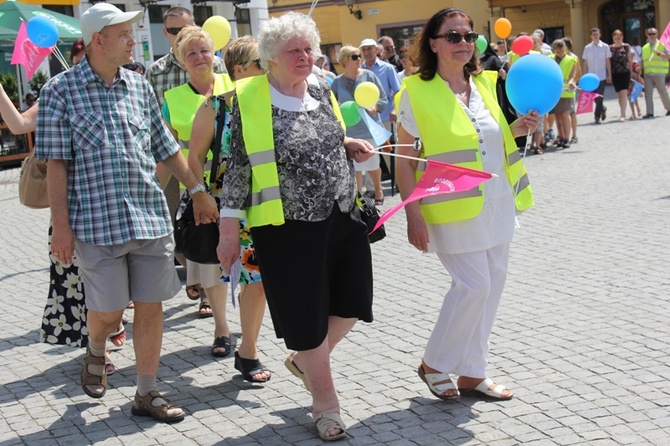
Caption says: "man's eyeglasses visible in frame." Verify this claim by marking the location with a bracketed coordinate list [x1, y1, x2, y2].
[351, 54, 361, 60]
[433, 31, 479, 44]
[383, 45, 395, 51]
[165, 27, 186, 36]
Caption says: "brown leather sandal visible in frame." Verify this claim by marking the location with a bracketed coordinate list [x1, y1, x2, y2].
[81, 349, 107, 399]
[131, 391, 185, 424]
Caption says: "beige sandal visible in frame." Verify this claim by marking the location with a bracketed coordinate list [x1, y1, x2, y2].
[131, 390, 185, 423]
[81, 349, 107, 399]
[284, 353, 310, 393]
[314, 412, 347, 441]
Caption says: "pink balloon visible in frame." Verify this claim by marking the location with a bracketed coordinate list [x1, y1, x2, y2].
[512, 35, 534, 56]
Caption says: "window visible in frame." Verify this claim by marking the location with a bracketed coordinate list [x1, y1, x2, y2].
[379, 23, 425, 50]
[193, 5, 213, 26]
[148, 5, 169, 24]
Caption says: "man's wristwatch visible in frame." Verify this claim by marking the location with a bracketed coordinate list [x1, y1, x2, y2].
[189, 183, 207, 195]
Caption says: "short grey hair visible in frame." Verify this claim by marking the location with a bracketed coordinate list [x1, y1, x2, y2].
[257, 12, 320, 71]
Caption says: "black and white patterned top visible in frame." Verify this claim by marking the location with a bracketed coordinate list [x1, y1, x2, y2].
[220, 75, 356, 222]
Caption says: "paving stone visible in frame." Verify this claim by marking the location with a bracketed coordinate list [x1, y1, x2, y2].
[1, 88, 670, 445]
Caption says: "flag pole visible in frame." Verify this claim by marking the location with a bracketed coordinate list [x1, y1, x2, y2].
[371, 144, 498, 177]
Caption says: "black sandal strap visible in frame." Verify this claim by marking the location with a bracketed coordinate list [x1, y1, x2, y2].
[234, 351, 271, 382]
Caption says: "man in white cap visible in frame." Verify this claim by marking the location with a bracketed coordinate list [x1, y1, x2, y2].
[35, 2, 218, 423]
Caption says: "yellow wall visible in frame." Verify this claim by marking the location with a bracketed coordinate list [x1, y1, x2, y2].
[499, 3, 571, 38]
[268, 1, 493, 47]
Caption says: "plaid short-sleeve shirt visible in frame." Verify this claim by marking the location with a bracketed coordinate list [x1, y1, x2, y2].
[35, 56, 180, 246]
[146, 50, 226, 107]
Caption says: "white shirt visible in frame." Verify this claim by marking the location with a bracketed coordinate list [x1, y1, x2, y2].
[398, 77, 516, 255]
[582, 40, 612, 81]
[630, 45, 642, 64]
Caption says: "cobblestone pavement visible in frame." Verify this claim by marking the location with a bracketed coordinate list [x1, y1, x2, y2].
[1, 90, 670, 446]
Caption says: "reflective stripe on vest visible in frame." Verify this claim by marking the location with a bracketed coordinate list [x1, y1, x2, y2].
[236, 75, 285, 228]
[642, 42, 669, 75]
[403, 71, 533, 224]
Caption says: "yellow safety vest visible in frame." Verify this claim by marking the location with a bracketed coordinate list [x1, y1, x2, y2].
[164, 73, 234, 186]
[642, 42, 669, 75]
[402, 72, 533, 224]
[550, 54, 577, 98]
[235, 74, 345, 228]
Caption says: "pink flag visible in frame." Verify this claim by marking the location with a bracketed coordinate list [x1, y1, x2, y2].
[660, 21, 670, 48]
[576, 91, 602, 115]
[11, 21, 53, 79]
[371, 159, 493, 233]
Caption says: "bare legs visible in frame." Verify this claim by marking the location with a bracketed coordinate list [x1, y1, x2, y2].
[617, 89, 628, 121]
[355, 170, 384, 202]
[237, 282, 269, 381]
[204, 283, 230, 350]
[291, 316, 357, 438]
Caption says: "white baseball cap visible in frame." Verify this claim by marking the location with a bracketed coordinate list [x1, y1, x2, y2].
[359, 38, 377, 48]
[80, 3, 144, 45]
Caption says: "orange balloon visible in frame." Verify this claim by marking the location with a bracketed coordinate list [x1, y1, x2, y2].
[494, 18, 512, 39]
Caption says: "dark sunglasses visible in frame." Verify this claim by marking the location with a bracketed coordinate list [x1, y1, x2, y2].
[351, 54, 361, 60]
[165, 27, 186, 36]
[648, 32, 657, 35]
[433, 31, 479, 44]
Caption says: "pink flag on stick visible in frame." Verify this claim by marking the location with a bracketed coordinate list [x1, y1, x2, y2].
[11, 21, 54, 79]
[576, 91, 602, 115]
[660, 21, 670, 48]
[371, 159, 493, 233]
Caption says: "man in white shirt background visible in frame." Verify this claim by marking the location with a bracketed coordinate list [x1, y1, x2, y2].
[582, 27, 612, 124]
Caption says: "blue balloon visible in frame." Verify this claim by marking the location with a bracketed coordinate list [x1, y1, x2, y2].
[27, 16, 59, 48]
[578, 73, 600, 92]
[505, 54, 564, 116]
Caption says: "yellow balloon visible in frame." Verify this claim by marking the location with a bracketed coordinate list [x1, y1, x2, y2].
[354, 81, 380, 108]
[203, 16, 232, 51]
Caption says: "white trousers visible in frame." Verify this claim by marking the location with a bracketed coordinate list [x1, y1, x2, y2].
[424, 243, 510, 378]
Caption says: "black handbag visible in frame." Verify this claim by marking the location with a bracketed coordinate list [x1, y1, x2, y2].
[357, 191, 386, 243]
[174, 105, 226, 264]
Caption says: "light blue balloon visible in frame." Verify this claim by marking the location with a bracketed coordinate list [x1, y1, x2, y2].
[505, 54, 564, 116]
[27, 16, 59, 48]
[578, 73, 600, 92]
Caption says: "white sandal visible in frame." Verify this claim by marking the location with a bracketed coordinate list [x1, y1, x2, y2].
[417, 365, 459, 400]
[461, 377, 513, 400]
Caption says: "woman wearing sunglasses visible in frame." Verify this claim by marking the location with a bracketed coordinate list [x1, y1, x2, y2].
[395, 8, 539, 401]
[331, 45, 388, 205]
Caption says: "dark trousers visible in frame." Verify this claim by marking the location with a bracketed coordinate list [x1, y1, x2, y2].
[594, 80, 606, 120]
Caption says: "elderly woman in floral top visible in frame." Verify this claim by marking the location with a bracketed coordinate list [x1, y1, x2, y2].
[216, 12, 375, 442]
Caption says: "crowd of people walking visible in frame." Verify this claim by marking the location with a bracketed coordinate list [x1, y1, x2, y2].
[2, 2, 669, 442]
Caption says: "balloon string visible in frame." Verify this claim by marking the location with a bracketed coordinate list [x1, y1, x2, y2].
[515, 127, 532, 197]
[52, 46, 69, 71]
[307, 0, 319, 17]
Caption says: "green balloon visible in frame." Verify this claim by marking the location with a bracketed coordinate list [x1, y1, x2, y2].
[476, 35, 488, 54]
[340, 101, 362, 127]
